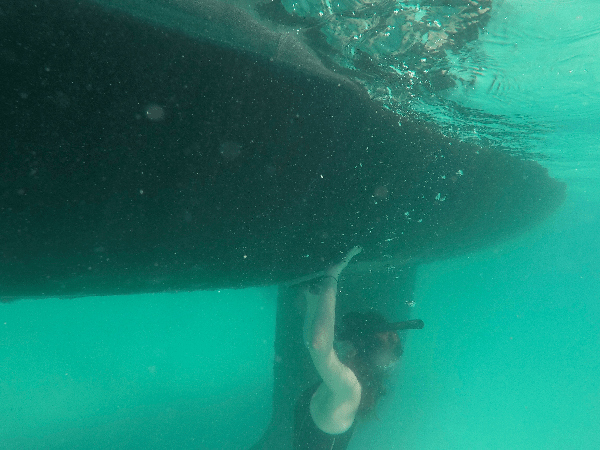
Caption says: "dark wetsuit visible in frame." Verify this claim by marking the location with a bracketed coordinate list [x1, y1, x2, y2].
[293, 383, 355, 450]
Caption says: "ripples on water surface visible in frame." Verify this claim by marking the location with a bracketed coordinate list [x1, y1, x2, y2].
[444, 0, 600, 187]
[277, 0, 600, 191]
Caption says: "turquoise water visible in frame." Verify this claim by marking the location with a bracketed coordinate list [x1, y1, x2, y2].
[1, 288, 277, 449]
[2, 0, 600, 449]
[2, 200, 599, 449]
[353, 197, 600, 450]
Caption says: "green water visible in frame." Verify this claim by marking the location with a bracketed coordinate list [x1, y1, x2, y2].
[2, 195, 598, 450]
[1, 288, 276, 449]
[352, 196, 600, 449]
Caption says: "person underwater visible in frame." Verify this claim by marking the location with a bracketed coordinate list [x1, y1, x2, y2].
[295, 246, 424, 450]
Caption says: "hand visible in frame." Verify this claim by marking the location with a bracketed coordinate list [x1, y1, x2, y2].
[326, 246, 362, 279]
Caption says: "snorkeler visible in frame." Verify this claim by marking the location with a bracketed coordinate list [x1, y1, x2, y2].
[294, 246, 424, 450]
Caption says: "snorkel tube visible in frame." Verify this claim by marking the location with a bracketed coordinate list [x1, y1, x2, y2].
[337, 311, 424, 342]
[386, 319, 425, 331]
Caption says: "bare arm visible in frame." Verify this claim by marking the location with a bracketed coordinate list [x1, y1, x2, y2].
[303, 246, 362, 391]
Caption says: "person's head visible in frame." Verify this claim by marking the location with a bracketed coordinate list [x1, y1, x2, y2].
[336, 311, 404, 370]
[335, 310, 423, 415]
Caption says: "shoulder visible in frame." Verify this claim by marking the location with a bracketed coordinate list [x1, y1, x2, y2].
[309, 375, 361, 435]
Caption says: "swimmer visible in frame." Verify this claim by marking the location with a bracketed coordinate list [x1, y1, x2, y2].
[295, 246, 423, 450]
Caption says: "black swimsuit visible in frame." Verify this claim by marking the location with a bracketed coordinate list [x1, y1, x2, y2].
[293, 384, 355, 450]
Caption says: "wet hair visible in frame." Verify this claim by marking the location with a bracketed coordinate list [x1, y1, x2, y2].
[335, 311, 403, 415]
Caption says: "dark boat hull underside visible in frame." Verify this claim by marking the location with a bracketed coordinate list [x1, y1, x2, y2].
[0, 1, 565, 300]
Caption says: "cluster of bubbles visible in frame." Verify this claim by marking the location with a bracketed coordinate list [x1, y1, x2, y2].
[270, 1, 544, 153]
